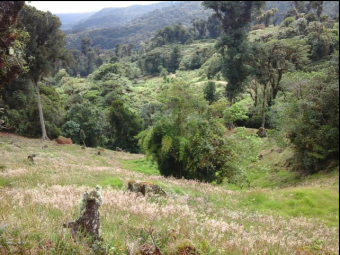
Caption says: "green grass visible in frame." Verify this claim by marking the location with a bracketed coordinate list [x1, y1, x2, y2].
[120, 158, 160, 175]
[0, 177, 12, 187]
[239, 187, 339, 227]
[98, 177, 124, 189]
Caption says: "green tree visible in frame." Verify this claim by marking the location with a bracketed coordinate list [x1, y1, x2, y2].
[204, 81, 218, 105]
[17, 6, 70, 140]
[202, 1, 265, 102]
[108, 100, 143, 153]
[63, 101, 105, 147]
[248, 38, 310, 127]
[61, 120, 81, 143]
[306, 21, 338, 61]
[223, 102, 249, 128]
[0, 1, 28, 86]
[206, 14, 221, 39]
[169, 45, 181, 73]
[191, 19, 207, 39]
[137, 82, 237, 183]
[272, 71, 339, 173]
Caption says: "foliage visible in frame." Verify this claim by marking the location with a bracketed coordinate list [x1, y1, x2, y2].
[63, 101, 106, 147]
[65, 1, 214, 50]
[139, 102, 163, 129]
[280, 16, 296, 27]
[17, 5, 71, 83]
[137, 82, 237, 183]
[248, 37, 311, 127]
[61, 120, 81, 143]
[66, 39, 103, 77]
[224, 102, 249, 124]
[272, 71, 339, 173]
[202, 1, 266, 102]
[150, 24, 191, 48]
[92, 63, 125, 81]
[37, 84, 64, 138]
[203, 81, 218, 104]
[306, 21, 339, 60]
[0, 1, 29, 86]
[230, 127, 263, 181]
[0, 1, 338, 178]
[107, 100, 143, 153]
[14, 5, 74, 140]
[256, 8, 278, 27]
[0, 80, 64, 138]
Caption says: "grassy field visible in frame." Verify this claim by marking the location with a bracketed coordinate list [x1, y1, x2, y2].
[0, 132, 338, 254]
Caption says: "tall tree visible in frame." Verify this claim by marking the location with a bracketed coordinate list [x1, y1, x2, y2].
[17, 6, 70, 140]
[202, 1, 265, 103]
[0, 1, 28, 130]
[0, 1, 28, 86]
[248, 38, 310, 127]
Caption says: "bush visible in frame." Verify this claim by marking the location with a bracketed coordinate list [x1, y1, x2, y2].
[61, 120, 80, 144]
[137, 82, 238, 183]
[281, 17, 296, 27]
[274, 72, 339, 173]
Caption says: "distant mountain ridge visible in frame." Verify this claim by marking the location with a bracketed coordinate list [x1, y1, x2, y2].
[64, 1, 214, 50]
[56, 12, 97, 30]
[71, 2, 177, 30]
[60, 1, 339, 51]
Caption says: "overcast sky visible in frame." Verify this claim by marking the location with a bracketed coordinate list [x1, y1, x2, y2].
[26, 1, 161, 14]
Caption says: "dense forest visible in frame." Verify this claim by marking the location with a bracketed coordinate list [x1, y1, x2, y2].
[0, 1, 339, 183]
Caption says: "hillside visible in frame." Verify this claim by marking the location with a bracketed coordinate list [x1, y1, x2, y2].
[64, 1, 214, 50]
[1, 3, 339, 253]
[0, 132, 338, 254]
[62, 1, 339, 50]
[71, 2, 177, 30]
[56, 12, 96, 30]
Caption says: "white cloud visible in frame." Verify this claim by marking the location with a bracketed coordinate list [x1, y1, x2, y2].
[26, 1, 161, 14]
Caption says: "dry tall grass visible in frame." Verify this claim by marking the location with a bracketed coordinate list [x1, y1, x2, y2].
[0, 132, 338, 254]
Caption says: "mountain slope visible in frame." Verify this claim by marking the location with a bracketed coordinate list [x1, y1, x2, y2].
[56, 12, 96, 30]
[65, 1, 213, 50]
[71, 1, 177, 30]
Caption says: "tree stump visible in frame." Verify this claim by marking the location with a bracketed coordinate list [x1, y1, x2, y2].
[127, 180, 167, 197]
[27, 154, 36, 163]
[256, 127, 267, 138]
[63, 185, 102, 243]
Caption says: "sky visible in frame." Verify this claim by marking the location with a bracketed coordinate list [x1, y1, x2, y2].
[26, 1, 161, 14]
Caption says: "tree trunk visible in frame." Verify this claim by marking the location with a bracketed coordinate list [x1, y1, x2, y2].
[261, 83, 267, 128]
[226, 90, 233, 104]
[254, 80, 258, 107]
[33, 80, 49, 140]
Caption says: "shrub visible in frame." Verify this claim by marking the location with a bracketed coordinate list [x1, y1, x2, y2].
[281, 17, 296, 27]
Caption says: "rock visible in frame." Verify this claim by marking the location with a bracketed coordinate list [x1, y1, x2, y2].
[56, 136, 73, 145]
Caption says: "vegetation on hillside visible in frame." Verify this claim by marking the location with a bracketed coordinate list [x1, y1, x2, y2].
[0, 1, 339, 253]
[0, 133, 338, 254]
[1, 0, 339, 178]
